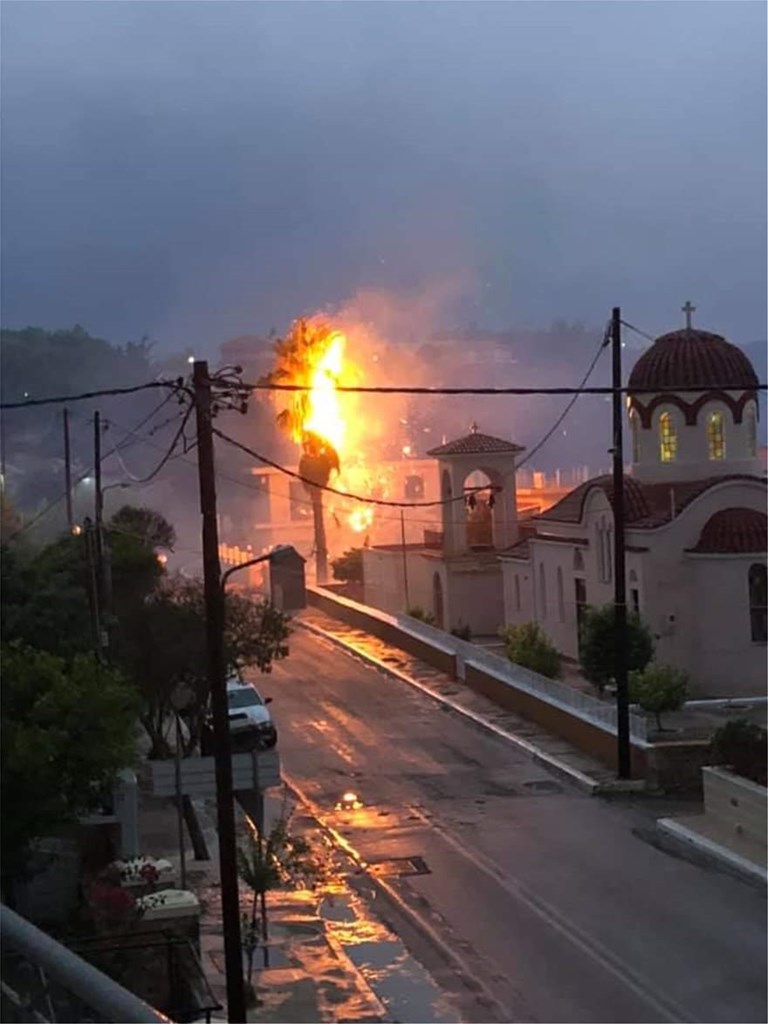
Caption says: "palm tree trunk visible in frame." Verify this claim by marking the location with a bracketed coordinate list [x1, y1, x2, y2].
[311, 487, 328, 584]
[260, 890, 270, 968]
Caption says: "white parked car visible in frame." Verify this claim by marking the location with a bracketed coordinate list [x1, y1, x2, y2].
[226, 679, 277, 750]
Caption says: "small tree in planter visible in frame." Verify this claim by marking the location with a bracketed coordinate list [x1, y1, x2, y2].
[237, 804, 328, 997]
[331, 548, 364, 584]
[501, 622, 561, 679]
[579, 604, 654, 697]
[710, 719, 767, 787]
[407, 606, 436, 625]
[628, 664, 688, 731]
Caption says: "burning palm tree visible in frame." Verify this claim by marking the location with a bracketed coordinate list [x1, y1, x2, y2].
[264, 319, 346, 583]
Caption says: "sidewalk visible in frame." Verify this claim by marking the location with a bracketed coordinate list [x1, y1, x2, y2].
[297, 609, 626, 794]
[137, 780, 457, 1023]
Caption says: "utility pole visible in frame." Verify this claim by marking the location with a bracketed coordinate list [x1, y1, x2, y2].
[63, 409, 74, 531]
[83, 517, 103, 658]
[611, 307, 631, 778]
[93, 412, 112, 651]
[400, 509, 410, 610]
[192, 360, 246, 1024]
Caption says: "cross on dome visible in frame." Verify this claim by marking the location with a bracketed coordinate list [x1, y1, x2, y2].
[470, 421, 479, 434]
[682, 300, 696, 330]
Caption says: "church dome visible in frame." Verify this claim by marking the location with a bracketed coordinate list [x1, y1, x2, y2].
[690, 507, 767, 554]
[628, 329, 758, 393]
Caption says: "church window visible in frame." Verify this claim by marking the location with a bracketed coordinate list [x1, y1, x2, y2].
[596, 518, 613, 583]
[659, 412, 677, 462]
[573, 549, 584, 572]
[557, 566, 565, 622]
[538, 563, 547, 620]
[707, 411, 726, 460]
[630, 588, 640, 615]
[514, 575, 521, 612]
[629, 412, 640, 463]
[749, 564, 767, 643]
[746, 405, 757, 457]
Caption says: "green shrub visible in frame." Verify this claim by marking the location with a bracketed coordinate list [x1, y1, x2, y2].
[628, 663, 688, 731]
[407, 606, 436, 626]
[501, 622, 561, 679]
[710, 719, 767, 787]
[579, 604, 654, 696]
[331, 548, 364, 584]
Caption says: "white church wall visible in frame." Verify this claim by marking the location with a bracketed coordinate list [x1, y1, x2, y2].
[632, 393, 761, 483]
[446, 563, 505, 637]
[500, 560, 534, 628]
[687, 555, 768, 697]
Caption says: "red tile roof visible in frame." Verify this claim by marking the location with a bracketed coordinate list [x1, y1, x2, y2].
[538, 474, 766, 529]
[628, 329, 758, 393]
[427, 431, 525, 457]
[689, 508, 767, 554]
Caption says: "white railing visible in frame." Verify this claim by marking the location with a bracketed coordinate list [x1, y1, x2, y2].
[310, 586, 648, 742]
[0, 904, 171, 1023]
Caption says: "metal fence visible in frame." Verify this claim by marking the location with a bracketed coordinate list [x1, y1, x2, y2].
[0, 904, 171, 1024]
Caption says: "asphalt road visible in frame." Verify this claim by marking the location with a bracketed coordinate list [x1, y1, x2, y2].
[251, 628, 767, 1024]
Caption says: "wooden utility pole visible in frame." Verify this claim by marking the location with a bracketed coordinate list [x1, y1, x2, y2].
[63, 408, 74, 531]
[611, 307, 631, 778]
[400, 508, 410, 610]
[192, 361, 246, 1023]
[93, 412, 112, 650]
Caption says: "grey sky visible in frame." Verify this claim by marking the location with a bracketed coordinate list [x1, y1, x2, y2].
[1, 1, 765, 353]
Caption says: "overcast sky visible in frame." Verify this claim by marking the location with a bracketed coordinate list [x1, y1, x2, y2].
[1, 1, 765, 354]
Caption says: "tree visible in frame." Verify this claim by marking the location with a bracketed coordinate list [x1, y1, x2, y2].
[629, 664, 688, 731]
[114, 576, 291, 758]
[264, 319, 342, 584]
[108, 506, 176, 551]
[1, 644, 139, 895]
[407, 605, 436, 625]
[501, 622, 561, 679]
[579, 604, 654, 696]
[331, 547, 364, 584]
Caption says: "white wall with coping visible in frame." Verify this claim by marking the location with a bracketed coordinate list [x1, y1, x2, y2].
[309, 585, 648, 741]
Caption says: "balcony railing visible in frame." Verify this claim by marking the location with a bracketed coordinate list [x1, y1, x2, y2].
[0, 904, 171, 1024]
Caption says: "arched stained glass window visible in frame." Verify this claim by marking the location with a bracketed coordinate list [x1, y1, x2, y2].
[746, 405, 757, 458]
[659, 412, 677, 462]
[707, 411, 726, 461]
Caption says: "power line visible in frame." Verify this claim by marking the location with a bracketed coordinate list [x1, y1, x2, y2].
[244, 380, 767, 395]
[516, 334, 606, 470]
[214, 428, 509, 509]
[0, 379, 185, 411]
[4, 402, 192, 541]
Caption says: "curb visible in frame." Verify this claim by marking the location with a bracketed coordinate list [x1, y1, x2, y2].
[282, 771, 509, 1024]
[297, 618, 602, 795]
[656, 818, 768, 890]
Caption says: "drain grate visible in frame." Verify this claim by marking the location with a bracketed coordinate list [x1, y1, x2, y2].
[522, 779, 563, 794]
[367, 855, 431, 878]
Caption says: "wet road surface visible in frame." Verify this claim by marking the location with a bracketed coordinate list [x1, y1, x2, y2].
[253, 628, 767, 1023]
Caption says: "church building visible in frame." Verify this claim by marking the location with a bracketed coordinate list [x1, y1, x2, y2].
[501, 310, 767, 697]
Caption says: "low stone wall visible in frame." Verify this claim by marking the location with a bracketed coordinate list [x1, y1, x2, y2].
[307, 585, 711, 790]
[464, 662, 648, 777]
[702, 766, 768, 862]
[308, 586, 457, 676]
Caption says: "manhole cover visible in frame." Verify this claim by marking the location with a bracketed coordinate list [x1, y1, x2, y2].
[367, 856, 431, 878]
[522, 779, 563, 794]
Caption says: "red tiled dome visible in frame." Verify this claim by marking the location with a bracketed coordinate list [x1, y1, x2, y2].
[628, 329, 758, 393]
[691, 507, 767, 554]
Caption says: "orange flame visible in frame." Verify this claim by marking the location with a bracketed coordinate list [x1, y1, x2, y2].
[303, 331, 346, 454]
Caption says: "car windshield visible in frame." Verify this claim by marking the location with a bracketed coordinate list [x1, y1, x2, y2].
[227, 688, 262, 709]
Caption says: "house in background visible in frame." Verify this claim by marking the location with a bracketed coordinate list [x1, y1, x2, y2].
[501, 318, 767, 697]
